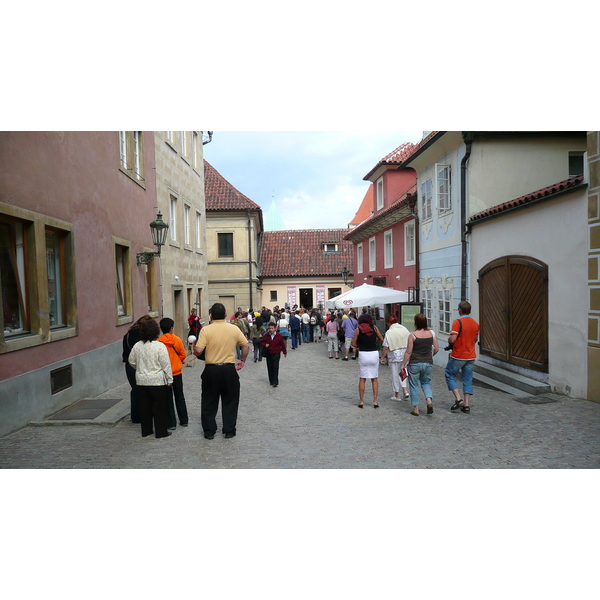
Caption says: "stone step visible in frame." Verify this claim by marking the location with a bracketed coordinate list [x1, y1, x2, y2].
[473, 362, 550, 396]
[472, 372, 533, 397]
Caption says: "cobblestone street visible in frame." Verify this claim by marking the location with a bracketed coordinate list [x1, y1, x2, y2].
[1, 339, 599, 469]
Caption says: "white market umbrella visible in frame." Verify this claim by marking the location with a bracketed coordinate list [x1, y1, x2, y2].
[327, 283, 409, 310]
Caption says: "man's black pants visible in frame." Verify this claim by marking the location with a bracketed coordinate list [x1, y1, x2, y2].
[201, 364, 240, 436]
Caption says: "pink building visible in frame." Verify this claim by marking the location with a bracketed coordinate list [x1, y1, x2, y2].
[0, 132, 160, 436]
[345, 142, 419, 315]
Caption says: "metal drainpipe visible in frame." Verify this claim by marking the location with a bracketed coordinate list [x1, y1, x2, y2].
[460, 132, 474, 302]
[247, 209, 253, 310]
[409, 194, 420, 303]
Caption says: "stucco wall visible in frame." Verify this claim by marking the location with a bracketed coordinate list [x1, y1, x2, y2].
[469, 190, 588, 397]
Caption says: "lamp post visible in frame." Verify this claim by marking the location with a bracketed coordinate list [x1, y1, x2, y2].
[341, 266, 354, 288]
[136, 211, 169, 266]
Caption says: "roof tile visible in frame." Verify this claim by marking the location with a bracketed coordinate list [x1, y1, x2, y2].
[260, 229, 354, 277]
[204, 159, 261, 211]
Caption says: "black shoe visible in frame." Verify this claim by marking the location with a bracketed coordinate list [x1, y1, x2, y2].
[168, 426, 176, 430]
[181, 423, 188, 427]
[224, 432, 236, 439]
[204, 434, 215, 440]
[342, 357, 348, 361]
[157, 431, 172, 438]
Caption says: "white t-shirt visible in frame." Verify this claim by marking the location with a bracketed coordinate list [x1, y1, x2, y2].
[301, 313, 310, 324]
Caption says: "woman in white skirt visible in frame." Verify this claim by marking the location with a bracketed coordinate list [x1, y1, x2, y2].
[380, 314, 411, 400]
[351, 314, 384, 408]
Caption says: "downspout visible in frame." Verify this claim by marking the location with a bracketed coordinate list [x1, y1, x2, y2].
[408, 192, 420, 303]
[460, 132, 474, 302]
[247, 209, 253, 311]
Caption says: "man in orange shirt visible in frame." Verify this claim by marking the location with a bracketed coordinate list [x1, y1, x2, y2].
[445, 301, 480, 414]
[159, 318, 189, 429]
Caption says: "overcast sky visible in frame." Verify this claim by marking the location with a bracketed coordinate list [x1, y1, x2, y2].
[202, 131, 423, 230]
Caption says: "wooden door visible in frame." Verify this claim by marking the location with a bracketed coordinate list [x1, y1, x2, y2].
[479, 256, 548, 372]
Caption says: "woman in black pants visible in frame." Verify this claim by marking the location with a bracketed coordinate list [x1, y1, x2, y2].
[127, 317, 173, 438]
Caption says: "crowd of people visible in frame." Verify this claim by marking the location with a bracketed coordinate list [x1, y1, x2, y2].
[122, 300, 480, 440]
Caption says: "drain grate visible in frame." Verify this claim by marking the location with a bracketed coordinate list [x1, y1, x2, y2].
[513, 396, 558, 405]
[48, 398, 122, 420]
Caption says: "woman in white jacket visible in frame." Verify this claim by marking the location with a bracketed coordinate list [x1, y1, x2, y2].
[128, 317, 173, 438]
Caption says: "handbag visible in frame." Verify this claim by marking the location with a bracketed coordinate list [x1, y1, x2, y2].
[400, 367, 408, 381]
[261, 346, 270, 358]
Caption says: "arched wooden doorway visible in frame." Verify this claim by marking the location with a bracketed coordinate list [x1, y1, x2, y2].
[478, 256, 548, 372]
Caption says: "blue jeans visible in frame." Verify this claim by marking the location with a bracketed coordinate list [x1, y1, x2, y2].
[408, 363, 433, 406]
[445, 357, 475, 395]
[302, 323, 311, 342]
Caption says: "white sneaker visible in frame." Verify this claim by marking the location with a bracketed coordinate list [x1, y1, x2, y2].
[390, 395, 401, 401]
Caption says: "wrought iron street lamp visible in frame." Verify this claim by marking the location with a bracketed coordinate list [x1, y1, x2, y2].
[341, 266, 354, 288]
[136, 211, 169, 266]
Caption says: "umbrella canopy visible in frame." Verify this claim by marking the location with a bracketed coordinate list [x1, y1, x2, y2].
[326, 283, 409, 309]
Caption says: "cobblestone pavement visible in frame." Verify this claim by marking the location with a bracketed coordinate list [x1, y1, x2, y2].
[1, 339, 599, 468]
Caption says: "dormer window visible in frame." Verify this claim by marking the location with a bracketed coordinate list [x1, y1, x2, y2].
[376, 177, 384, 210]
[323, 243, 338, 253]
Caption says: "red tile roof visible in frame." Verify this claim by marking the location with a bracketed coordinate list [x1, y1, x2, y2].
[348, 185, 374, 226]
[260, 229, 354, 277]
[204, 160, 261, 211]
[469, 174, 586, 224]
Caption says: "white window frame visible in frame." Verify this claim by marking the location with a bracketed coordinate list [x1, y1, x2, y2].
[369, 237, 376, 272]
[357, 243, 363, 274]
[421, 178, 432, 221]
[404, 221, 416, 266]
[133, 131, 141, 179]
[384, 230, 393, 269]
[181, 131, 187, 156]
[376, 177, 384, 210]
[323, 243, 338, 252]
[184, 205, 190, 245]
[192, 132, 199, 168]
[167, 131, 173, 143]
[421, 287, 433, 326]
[170, 196, 177, 241]
[436, 163, 452, 214]
[119, 131, 127, 169]
[195, 211, 202, 249]
[437, 288, 452, 334]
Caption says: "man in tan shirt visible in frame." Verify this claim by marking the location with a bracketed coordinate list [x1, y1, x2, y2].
[194, 303, 249, 439]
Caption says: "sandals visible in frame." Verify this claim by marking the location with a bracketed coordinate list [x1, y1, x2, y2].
[410, 410, 419, 416]
[358, 403, 364, 409]
[450, 401, 464, 411]
[427, 403, 433, 414]
[460, 405, 471, 413]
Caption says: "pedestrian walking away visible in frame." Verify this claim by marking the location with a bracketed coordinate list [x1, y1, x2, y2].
[444, 301, 480, 414]
[194, 303, 250, 439]
[401, 313, 439, 416]
[122, 314, 155, 424]
[290, 311, 301, 350]
[158, 317, 189, 429]
[380, 314, 410, 400]
[341, 310, 359, 360]
[325, 314, 341, 359]
[127, 316, 173, 438]
[351, 313, 384, 408]
[249, 316, 266, 362]
[261, 322, 288, 387]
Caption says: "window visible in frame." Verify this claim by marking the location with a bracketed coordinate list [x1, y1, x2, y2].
[438, 288, 452, 334]
[421, 178, 432, 221]
[170, 196, 177, 241]
[1, 205, 76, 353]
[167, 131, 173, 143]
[384, 230, 393, 269]
[404, 221, 415, 266]
[184, 205, 190, 245]
[357, 243, 363, 274]
[115, 244, 128, 317]
[436, 163, 452, 214]
[369, 237, 376, 271]
[422, 288, 433, 326]
[195, 211, 202, 249]
[46, 229, 66, 328]
[118, 132, 145, 184]
[323, 243, 338, 252]
[218, 233, 234, 258]
[1, 216, 29, 336]
[181, 131, 187, 156]
[192, 132, 199, 168]
[376, 177, 384, 210]
[144, 260, 158, 313]
[270, 290, 278, 302]
[569, 151, 584, 176]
